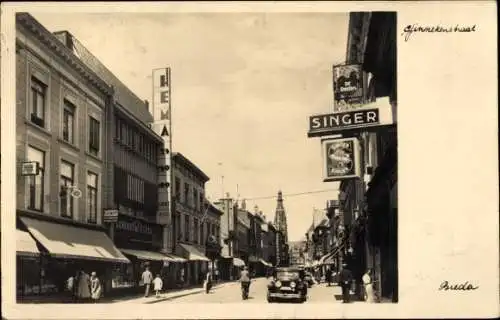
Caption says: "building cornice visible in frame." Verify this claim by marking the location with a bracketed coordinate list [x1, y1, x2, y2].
[16, 13, 113, 96]
[114, 104, 163, 143]
[172, 152, 210, 183]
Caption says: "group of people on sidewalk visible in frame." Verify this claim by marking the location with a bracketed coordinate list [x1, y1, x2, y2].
[140, 266, 218, 298]
[66, 270, 102, 303]
[322, 263, 377, 303]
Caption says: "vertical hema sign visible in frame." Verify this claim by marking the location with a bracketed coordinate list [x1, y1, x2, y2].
[152, 67, 173, 252]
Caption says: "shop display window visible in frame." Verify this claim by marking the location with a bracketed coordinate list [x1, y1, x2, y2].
[111, 263, 136, 288]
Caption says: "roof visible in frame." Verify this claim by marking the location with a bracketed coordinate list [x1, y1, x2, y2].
[172, 152, 210, 183]
[52, 30, 153, 124]
[207, 202, 223, 216]
[16, 13, 112, 96]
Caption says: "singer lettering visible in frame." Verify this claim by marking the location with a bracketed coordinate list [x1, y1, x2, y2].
[309, 109, 379, 132]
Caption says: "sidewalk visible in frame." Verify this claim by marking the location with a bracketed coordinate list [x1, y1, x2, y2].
[17, 280, 239, 304]
[112, 280, 240, 304]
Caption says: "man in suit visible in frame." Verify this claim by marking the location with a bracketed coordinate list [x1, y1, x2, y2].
[338, 263, 353, 303]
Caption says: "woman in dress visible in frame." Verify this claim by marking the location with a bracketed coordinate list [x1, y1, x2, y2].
[362, 268, 375, 302]
[77, 270, 91, 303]
[90, 272, 102, 303]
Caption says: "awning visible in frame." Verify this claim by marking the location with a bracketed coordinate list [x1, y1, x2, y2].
[232, 257, 245, 267]
[179, 243, 210, 262]
[120, 249, 171, 262]
[20, 217, 129, 263]
[259, 259, 272, 267]
[165, 253, 187, 263]
[17, 229, 40, 257]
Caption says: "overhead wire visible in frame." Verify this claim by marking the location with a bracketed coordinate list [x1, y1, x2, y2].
[242, 188, 339, 201]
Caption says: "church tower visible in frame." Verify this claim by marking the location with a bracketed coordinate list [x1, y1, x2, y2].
[274, 190, 288, 243]
[274, 190, 289, 265]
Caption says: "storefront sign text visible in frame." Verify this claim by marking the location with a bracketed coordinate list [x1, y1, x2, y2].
[310, 109, 379, 134]
[116, 219, 153, 235]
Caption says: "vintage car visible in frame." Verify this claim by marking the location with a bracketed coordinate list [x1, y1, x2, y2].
[267, 267, 308, 303]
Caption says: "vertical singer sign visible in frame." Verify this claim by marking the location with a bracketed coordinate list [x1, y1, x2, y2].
[152, 67, 173, 253]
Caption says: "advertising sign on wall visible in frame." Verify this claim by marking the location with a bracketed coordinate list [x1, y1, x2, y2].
[322, 137, 361, 182]
[308, 97, 394, 137]
[333, 64, 364, 111]
[152, 67, 173, 251]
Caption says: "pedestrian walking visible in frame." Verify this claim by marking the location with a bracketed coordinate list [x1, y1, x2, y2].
[338, 263, 353, 303]
[153, 274, 163, 298]
[66, 272, 77, 302]
[362, 268, 375, 302]
[204, 271, 213, 294]
[90, 272, 102, 303]
[141, 266, 153, 297]
[326, 267, 332, 286]
[77, 270, 91, 303]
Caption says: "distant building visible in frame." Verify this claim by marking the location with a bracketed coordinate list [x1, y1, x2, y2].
[288, 240, 307, 265]
[273, 190, 289, 266]
[172, 152, 214, 287]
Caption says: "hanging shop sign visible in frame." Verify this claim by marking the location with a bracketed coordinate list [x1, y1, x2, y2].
[20, 161, 40, 176]
[322, 137, 361, 182]
[333, 64, 364, 111]
[103, 209, 119, 223]
[308, 97, 394, 137]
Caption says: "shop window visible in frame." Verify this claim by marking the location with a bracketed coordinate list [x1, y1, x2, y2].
[30, 77, 46, 128]
[89, 116, 100, 156]
[62, 100, 75, 144]
[87, 171, 98, 224]
[17, 256, 42, 296]
[27, 146, 45, 212]
[111, 263, 135, 289]
[60, 160, 75, 218]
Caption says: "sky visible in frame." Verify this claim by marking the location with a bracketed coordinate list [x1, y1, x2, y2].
[31, 12, 347, 242]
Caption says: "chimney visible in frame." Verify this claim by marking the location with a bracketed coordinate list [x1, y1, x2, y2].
[241, 199, 246, 210]
[144, 99, 149, 110]
[254, 205, 259, 215]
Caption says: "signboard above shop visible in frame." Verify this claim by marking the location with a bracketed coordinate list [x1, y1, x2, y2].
[308, 97, 394, 137]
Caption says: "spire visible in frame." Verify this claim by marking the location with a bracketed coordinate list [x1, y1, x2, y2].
[274, 190, 288, 244]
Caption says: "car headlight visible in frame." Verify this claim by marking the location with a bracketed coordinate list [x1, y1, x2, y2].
[290, 281, 296, 288]
[275, 280, 282, 288]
